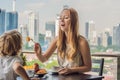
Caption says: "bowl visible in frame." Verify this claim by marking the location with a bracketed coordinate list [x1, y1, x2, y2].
[35, 73, 47, 77]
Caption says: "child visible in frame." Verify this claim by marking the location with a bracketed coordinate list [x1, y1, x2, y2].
[0, 30, 30, 80]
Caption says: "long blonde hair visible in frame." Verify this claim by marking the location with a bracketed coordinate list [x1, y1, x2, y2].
[0, 30, 22, 56]
[57, 8, 80, 61]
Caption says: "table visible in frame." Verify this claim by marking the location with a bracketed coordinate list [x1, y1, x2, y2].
[17, 72, 103, 80]
[40, 73, 104, 80]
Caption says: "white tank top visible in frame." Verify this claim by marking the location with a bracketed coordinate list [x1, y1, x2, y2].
[57, 44, 83, 68]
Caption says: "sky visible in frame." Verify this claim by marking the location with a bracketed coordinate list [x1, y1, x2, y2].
[0, 0, 120, 35]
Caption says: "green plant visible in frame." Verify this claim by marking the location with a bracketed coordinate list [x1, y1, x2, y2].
[20, 53, 27, 66]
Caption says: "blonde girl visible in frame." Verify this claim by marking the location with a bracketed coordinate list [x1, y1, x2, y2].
[0, 30, 30, 80]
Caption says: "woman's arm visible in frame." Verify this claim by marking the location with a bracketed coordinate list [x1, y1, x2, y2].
[70, 37, 92, 73]
[34, 37, 58, 62]
[13, 62, 30, 80]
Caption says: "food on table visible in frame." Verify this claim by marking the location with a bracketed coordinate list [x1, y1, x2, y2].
[36, 69, 47, 74]
[33, 63, 39, 73]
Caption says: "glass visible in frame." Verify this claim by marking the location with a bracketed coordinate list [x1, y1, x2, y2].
[26, 69, 35, 77]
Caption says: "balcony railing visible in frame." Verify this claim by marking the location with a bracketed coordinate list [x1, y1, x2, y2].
[21, 51, 119, 80]
[92, 52, 120, 80]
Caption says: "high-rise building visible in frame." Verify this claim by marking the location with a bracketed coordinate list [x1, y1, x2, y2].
[85, 22, 89, 39]
[38, 33, 45, 46]
[96, 28, 112, 47]
[97, 33, 102, 46]
[45, 21, 55, 43]
[102, 32, 108, 47]
[0, 9, 5, 35]
[107, 35, 112, 46]
[85, 21, 97, 46]
[5, 0, 18, 31]
[28, 11, 39, 43]
[113, 24, 120, 47]
[19, 24, 28, 43]
[6, 11, 18, 31]
[55, 14, 59, 36]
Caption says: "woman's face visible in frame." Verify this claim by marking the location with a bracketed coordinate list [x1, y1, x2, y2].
[59, 9, 71, 32]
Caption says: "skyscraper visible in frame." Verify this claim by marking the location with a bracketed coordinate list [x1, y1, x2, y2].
[6, 0, 18, 31]
[28, 11, 39, 43]
[19, 24, 28, 44]
[102, 32, 108, 47]
[0, 9, 5, 35]
[113, 24, 120, 47]
[85, 21, 97, 46]
[97, 34, 102, 46]
[55, 14, 59, 36]
[6, 12, 18, 31]
[85, 22, 89, 39]
[45, 21, 55, 43]
[45, 21, 55, 37]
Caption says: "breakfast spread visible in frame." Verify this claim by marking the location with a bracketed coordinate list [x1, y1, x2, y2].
[33, 63, 47, 74]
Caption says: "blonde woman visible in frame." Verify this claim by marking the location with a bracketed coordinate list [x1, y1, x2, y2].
[0, 30, 30, 80]
[34, 8, 91, 75]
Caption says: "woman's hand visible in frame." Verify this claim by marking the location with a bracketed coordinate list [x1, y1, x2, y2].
[58, 68, 73, 75]
[34, 43, 42, 55]
[34, 43, 47, 62]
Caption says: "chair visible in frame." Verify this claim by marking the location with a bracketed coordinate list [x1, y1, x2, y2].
[84, 58, 104, 76]
[91, 58, 104, 76]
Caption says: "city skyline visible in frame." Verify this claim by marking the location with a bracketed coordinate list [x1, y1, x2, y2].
[0, 0, 120, 35]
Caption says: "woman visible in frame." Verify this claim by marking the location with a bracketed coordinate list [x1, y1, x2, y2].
[0, 30, 30, 80]
[34, 8, 91, 75]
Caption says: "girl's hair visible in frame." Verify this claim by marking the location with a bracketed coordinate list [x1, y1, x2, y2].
[57, 8, 80, 61]
[0, 30, 22, 56]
